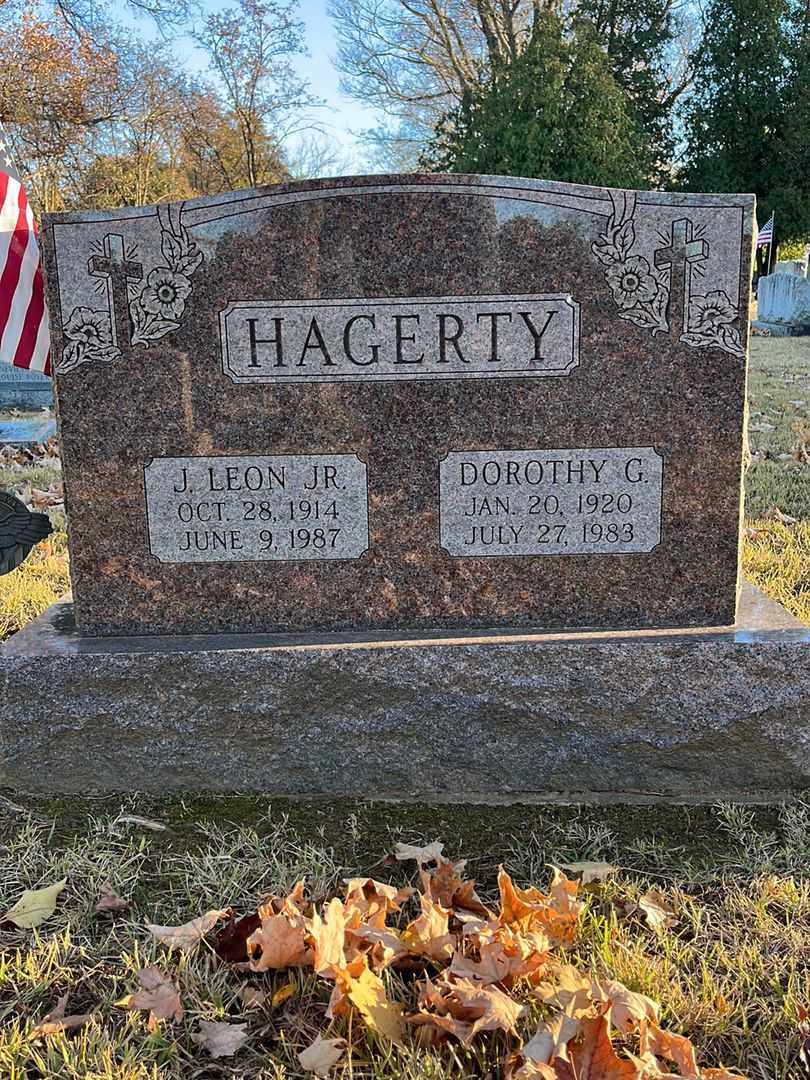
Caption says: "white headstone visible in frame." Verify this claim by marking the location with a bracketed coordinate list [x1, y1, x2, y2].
[757, 272, 810, 326]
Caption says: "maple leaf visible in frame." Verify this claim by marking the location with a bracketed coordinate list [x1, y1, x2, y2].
[30, 994, 90, 1038]
[402, 895, 457, 961]
[3, 878, 66, 929]
[343, 877, 413, 928]
[308, 897, 349, 976]
[451, 926, 549, 987]
[395, 840, 446, 865]
[192, 1020, 249, 1058]
[215, 912, 261, 962]
[146, 908, 228, 952]
[247, 911, 311, 971]
[348, 924, 408, 971]
[420, 858, 490, 916]
[298, 1033, 346, 1076]
[639, 1021, 699, 1077]
[567, 1016, 640, 1079]
[594, 978, 659, 1033]
[95, 880, 129, 914]
[341, 955, 405, 1044]
[119, 966, 183, 1030]
[450, 977, 526, 1041]
[536, 965, 596, 1019]
[522, 1012, 582, 1066]
[497, 867, 581, 945]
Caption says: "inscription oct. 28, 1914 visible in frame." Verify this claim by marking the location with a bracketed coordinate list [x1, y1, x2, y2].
[40, 174, 753, 635]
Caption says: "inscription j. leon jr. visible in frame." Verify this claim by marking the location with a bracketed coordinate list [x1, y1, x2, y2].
[220, 295, 580, 383]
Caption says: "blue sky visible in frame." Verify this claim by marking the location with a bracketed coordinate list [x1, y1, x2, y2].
[127, 0, 381, 171]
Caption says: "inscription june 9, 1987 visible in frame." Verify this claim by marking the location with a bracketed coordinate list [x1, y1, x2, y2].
[144, 455, 369, 563]
[439, 447, 663, 556]
[220, 295, 580, 383]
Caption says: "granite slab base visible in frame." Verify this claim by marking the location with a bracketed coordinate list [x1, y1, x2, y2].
[2, 582, 809, 800]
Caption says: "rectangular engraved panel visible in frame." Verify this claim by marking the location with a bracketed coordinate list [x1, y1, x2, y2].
[439, 447, 662, 556]
[220, 295, 579, 383]
[145, 454, 369, 563]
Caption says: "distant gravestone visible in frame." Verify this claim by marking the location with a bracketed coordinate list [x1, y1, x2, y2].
[754, 271, 810, 335]
[39, 175, 754, 636]
[0, 364, 52, 411]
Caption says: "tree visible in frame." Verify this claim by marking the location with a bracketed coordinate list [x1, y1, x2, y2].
[421, 11, 646, 189]
[194, 0, 315, 189]
[679, 0, 810, 252]
[332, 0, 689, 175]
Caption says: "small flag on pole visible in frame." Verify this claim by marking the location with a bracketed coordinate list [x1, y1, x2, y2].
[756, 212, 774, 247]
[0, 127, 51, 376]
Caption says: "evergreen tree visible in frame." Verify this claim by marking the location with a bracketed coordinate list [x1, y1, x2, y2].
[421, 12, 646, 190]
[680, 0, 810, 249]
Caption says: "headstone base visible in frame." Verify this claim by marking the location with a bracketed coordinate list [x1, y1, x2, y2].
[2, 583, 808, 801]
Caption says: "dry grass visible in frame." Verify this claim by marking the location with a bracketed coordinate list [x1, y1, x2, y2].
[0, 522, 69, 640]
[743, 520, 810, 625]
[0, 801, 808, 1079]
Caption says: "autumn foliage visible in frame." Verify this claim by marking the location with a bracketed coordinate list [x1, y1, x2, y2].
[102, 843, 746, 1077]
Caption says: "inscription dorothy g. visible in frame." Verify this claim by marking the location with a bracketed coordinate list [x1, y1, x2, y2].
[220, 294, 580, 383]
[144, 454, 369, 563]
[440, 447, 663, 556]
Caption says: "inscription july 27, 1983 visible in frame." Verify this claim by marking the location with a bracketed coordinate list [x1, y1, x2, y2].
[144, 455, 369, 563]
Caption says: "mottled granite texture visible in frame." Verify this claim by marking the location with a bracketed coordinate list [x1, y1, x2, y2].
[1, 584, 808, 797]
[40, 175, 755, 636]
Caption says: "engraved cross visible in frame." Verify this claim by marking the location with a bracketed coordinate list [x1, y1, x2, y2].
[654, 219, 708, 335]
[88, 234, 143, 350]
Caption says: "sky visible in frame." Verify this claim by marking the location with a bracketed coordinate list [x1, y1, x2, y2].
[127, 0, 382, 173]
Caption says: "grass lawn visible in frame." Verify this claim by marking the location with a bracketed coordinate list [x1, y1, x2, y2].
[0, 797, 808, 1079]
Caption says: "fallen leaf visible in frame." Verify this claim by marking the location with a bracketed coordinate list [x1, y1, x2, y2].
[559, 862, 618, 885]
[95, 880, 129, 914]
[3, 878, 66, 929]
[569, 1016, 639, 1078]
[763, 505, 798, 525]
[343, 877, 413, 927]
[215, 912, 261, 962]
[638, 890, 678, 933]
[247, 911, 311, 971]
[146, 909, 228, 952]
[536, 965, 596, 1019]
[522, 1012, 581, 1065]
[271, 982, 296, 1007]
[192, 1020, 249, 1058]
[119, 966, 183, 1030]
[298, 1033, 346, 1076]
[639, 1020, 699, 1075]
[30, 995, 90, 1038]
[449, 977, 526, 1042]
[308, 897, 348, 976]
[395, 840, 445, 865]
[402, 894, 456, 961]
[342, 955, 405, 1043]
[594, 978, 659, 1033]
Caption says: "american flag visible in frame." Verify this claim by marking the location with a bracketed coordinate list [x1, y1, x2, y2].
[0, 127, 51, 376]
[757, 211, 775, 247]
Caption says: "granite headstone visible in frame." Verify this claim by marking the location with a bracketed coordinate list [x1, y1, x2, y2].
[40, 175, 754, 637]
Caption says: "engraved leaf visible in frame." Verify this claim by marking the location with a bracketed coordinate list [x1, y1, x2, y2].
[177, 247, 203, 276]
[161, 229, 183, 264]
[616, 219, 635, 258]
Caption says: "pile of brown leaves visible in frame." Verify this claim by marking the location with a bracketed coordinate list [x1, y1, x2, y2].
[12, 844, 749, 1078]
[0, 437, 63, 512]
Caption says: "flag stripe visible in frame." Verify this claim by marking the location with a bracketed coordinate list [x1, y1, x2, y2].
[0, 160, 52, 376]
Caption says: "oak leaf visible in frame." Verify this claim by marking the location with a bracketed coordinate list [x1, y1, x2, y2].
[95, 879, 129, 914]
[120, 966, 183, 1030]
[298, 1033, 346, 1076]
[192, 1020, 249, 1058]
[247, 911, 311, 971]
[146, 908, 228, 952]
[30, 995, 90, 1038]
[3, 878, 66, 929]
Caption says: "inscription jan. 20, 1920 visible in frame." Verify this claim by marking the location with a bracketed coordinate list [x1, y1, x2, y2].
[219, 295, 580, 383]
[439, 447, 663, 556]
[144, 454, 369, 563]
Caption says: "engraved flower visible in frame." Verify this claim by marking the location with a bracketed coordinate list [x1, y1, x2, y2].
[141, 267, 191, 319]
[63, 306, 112, 346]
[688, 290, 737, 330]
[605, 256, 658, 309]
